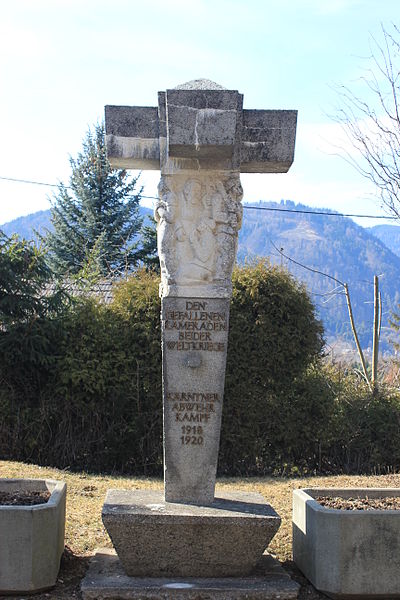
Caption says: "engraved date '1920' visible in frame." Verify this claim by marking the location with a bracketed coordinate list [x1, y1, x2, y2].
[181, 425, 204, 445]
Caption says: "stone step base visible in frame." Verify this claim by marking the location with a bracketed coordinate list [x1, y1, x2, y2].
[81, 549, 299, 600]
[101, 489, 281, 578]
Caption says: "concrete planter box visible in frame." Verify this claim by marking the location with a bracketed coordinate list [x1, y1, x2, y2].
[0, 478, 66, 594]
[293, 487, 400, 599]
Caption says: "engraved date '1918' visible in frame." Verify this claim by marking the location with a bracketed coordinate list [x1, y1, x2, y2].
[181, 425, 204, 445]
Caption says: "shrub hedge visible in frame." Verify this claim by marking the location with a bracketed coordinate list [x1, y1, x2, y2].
[1, 261, 399, 476]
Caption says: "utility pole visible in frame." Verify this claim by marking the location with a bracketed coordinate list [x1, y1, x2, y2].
[372, 275, 380, 392]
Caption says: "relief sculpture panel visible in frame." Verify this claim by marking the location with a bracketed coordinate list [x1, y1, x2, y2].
[155, 172, 243, 298]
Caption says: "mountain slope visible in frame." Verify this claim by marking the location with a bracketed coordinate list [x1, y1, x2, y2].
[367, 224, 400, 257]
[2, 201, 399, 349]
[0, 206, 153, 243]
[239, 201, 400, 348]
[1, 209, 52, 242]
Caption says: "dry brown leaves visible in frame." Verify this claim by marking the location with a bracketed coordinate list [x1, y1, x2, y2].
[317, 495, 400, 510]
[0, 490, 50, 506]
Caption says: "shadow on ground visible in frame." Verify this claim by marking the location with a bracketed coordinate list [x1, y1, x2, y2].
[284, 560, 329, 599]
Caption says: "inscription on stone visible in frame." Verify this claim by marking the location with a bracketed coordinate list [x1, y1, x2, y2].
[163, 299, 226, 453]
[167, 390, 221, 446]
[162, 296, 229, 503]
[164, 300, 227, 352]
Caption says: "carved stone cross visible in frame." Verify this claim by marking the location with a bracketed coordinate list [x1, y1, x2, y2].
[105, 79, 297, 504]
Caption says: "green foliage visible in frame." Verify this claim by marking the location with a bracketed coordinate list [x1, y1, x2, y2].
[0, 231, 68, 375]
[0, 231, 63, 326]
[390, 309, 400, 353]
[319, 364, 400, 474]
[1, 261, 400, 476]
[0, 272, 163, 473]
[0, 232, 69, 459]
[46, 294, 162, 473]
[220, 261, 326, 474]
[139, 216, 159, 271]
[228, 261, 324, 388]
[46, 123, 144, 278]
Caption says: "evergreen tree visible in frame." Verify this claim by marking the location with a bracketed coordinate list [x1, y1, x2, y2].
[0, 231, 66, 328]
[140, 216, 159, 271]
[46, 123, 143, 277]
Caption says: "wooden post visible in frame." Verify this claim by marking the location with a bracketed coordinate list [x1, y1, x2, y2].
[372, 275, 380, 392]
[344, 283, 372, 392]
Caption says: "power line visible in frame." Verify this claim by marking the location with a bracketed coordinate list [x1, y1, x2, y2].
[0, 174, 398, 221]
[0, 175, 62, 189]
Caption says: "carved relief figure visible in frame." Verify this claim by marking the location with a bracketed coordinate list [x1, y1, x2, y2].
[156, 173, 243, 291]
[155, 178, 178, 284]
[211, 183, 230, 282]
[175, 178, 217, 284]
[210, 176, 243, 282]
[225, 177, 243, 225]
[224, 176, 243, 264]
[189, 192, 216, 267]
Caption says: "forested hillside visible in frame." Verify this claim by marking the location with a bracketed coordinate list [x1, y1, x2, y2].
[1, 207, 153, 244]
[368, 224, 400, 257]
[1, 209, 52, 242]
[2, 201, 400, 349]
[238, 201, 400, 348]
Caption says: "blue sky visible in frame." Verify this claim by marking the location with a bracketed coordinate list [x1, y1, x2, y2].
[0, 0, 399, 227]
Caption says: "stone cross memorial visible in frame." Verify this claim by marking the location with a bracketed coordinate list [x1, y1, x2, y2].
[86, 80, 299, 599]
[105, 79, 296, 504]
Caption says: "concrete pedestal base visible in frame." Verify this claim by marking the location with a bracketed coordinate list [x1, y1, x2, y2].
[81, 549, 299, 599]
[102, 490, 281, 577]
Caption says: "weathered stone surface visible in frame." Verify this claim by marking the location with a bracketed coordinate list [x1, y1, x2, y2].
[105, 105, 159, 139]
[105, 80, 297, 174]
[81, 549, 300, 600]
[241, 109, 297, 173]
[165, 88, 241, 161]
[105, 105, 160, 170]
[155, 172, 242, 300]
[102, 80, 292, 575]
[161, 88, 243, 172]
[166, 88, 240, 111]
[174, 79, 228, 91]
[167, 104, 238, 159]
[0, 478, 66, 594]
[162, 296, 230, 503]
[102, 490, 281, 578]
[293, 487, 400, 599]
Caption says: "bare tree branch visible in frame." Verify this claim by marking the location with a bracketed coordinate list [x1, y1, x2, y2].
[270, 240, 375, 391]
[332, 24, 400, 219]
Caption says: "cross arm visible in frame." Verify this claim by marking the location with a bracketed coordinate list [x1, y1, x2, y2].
[104, 96, 297, 174]
[240, 109, 298, 173]
[104, 105, 160, 170]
